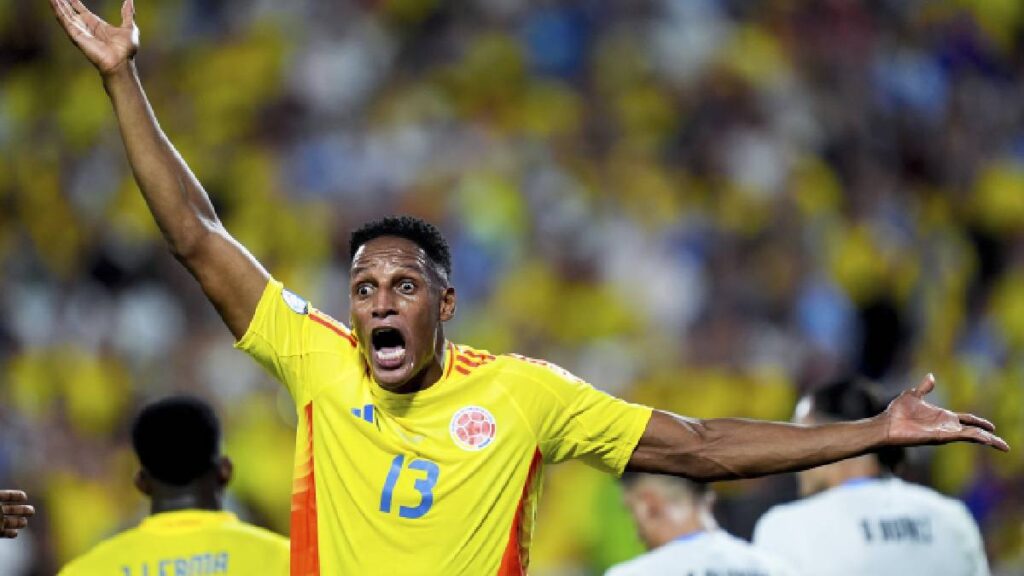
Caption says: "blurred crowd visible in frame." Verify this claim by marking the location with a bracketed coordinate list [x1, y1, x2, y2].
[2, 0, 1024, 573]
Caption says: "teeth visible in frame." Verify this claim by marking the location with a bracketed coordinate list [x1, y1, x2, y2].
[377, 347, 405, 361]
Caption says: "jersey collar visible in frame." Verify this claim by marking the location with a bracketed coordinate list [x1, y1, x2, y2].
[139, 510, 238, 533]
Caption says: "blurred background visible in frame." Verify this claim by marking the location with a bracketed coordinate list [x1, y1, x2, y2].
[2, 0, 1024, 573]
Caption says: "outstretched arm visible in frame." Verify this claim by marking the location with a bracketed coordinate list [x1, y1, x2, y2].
[0, 490, 35, 539]
[628, 374, 1009, 481]
[49, 0, 267, 338]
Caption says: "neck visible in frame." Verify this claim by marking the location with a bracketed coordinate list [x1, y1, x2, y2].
[651, 507, 717, 549]
[150, 491, 221, 515]
[828, 455, 882, 489]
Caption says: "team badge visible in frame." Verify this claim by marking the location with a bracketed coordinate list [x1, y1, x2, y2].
[450, 406, 496, 451]
[282, 288, 309, 315]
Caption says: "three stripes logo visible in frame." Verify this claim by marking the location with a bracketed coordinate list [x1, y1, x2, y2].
[453, 349, 496, 376]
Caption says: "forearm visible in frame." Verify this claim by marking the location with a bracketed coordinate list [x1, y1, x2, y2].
[102, 62, 221, 258]
[628, 410, 887, 481]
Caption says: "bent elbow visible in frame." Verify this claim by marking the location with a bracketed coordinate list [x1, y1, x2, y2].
[167, 218, 220, 263]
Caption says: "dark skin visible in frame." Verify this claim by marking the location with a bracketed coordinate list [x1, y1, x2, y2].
[134, 457, 233, 515]
[0, 490, 35, 539]
[50, 0, 1009, 485]
[350, 237, 456, 393]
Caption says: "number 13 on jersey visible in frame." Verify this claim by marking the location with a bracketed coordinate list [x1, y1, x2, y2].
[379, 455, 440, 519]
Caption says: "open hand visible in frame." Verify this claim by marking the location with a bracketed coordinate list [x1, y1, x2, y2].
[885, 374, 1009, 451]
[50, 0, 138, 75]
[0, 490, 35, 539]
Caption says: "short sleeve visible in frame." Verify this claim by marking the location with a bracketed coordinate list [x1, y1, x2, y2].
[234, 279, 327, 401]
[510, 358, 652, 475]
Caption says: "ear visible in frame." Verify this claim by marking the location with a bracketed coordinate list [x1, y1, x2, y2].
[216, 456, 234, 488]
[439, 286, 456, 322]
[134, 470, 153, 496]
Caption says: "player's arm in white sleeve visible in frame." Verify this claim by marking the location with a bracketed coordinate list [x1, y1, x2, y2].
[49, 0, 268, 340]
[627, 375, 1008, 481]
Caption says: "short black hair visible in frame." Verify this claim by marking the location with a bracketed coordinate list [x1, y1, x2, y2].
[809, 378, 905, 471]
[131, 396, 221, 486]
[349, 216, 452, 281]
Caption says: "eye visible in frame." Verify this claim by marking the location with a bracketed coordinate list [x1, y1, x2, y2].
[355, 283, 374, 298]
[397, 280, 416, 294]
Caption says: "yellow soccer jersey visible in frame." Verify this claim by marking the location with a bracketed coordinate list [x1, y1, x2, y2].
[236, 279, 653, 575]
[58, 510, 289, 576]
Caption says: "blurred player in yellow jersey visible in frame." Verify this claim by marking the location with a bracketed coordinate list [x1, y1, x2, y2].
[59, 397, 289, 575]
[49, 1, 1009, 574]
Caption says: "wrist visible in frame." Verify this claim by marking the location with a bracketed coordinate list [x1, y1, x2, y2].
[100, 59, 136, 86]
[864, 413, 891, 448]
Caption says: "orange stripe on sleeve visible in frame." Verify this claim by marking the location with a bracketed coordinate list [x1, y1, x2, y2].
[309, 312, 357, 347]
[456, 355, 486, 368]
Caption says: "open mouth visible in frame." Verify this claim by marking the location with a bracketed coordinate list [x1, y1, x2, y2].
[371, 327, 407, 369]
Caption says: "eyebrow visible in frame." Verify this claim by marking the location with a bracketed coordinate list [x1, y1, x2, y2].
[350, 263, 429, 278]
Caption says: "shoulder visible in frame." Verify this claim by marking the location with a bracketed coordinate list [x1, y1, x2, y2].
[753, 496, 825, 545]
[887, 479, 978, 526]
[306, 308, 358, 351]
[491, 351, 587, 387]
[59, 529, 138, 574]
[756, 497, 818, 529]
[226, 520, 290, 549]
[714, 532, 793, 569]
[605, 548, 670, 576]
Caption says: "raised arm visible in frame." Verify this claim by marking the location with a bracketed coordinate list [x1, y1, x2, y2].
[628, 374, 1009, 481]
[49, 0, 267, 339]
[0, 490, 35, 539]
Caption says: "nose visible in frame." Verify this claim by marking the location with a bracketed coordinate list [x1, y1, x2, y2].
[371, 290, 398, 319]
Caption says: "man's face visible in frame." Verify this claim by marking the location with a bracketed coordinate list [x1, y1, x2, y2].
[793, 396, 833, 497]
[349, 236, 455, 391]
[623, 485, 660, 550]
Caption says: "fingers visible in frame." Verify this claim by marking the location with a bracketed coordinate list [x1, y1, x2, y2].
[911, 373, 935, 398]
[68, 0, 96, 19]
[960, 427, 1010, 452]
[959, 412, 996, 433]
[2, 516, 29, 530]
[1, 505, 35, 517]
[120, 0, 134, 28]
[50, 0, 91, 41]
[0, 491, 27, 503]
[1, 529, 19, 539]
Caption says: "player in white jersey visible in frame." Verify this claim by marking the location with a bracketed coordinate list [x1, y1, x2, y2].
[608, 473, 796, 576]
[753, 379, 990, 576]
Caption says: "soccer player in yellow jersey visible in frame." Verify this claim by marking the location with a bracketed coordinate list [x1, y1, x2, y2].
[0, 490, 34, 539]
[50, 1, 1010, 574]
[59, 397, 289, 575]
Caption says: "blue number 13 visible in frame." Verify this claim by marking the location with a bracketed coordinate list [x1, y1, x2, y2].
[379, 455, 439, 519]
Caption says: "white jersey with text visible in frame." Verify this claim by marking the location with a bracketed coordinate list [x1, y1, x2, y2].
[606, 530, 798, 576]
[753, 477, 989, 576]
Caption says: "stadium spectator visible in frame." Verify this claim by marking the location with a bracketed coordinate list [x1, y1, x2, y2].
[46, 0, 1009, 573]
[753, 379, 990, 576]
[58, 396, 289, 575]
[607, 473, 795, 576]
